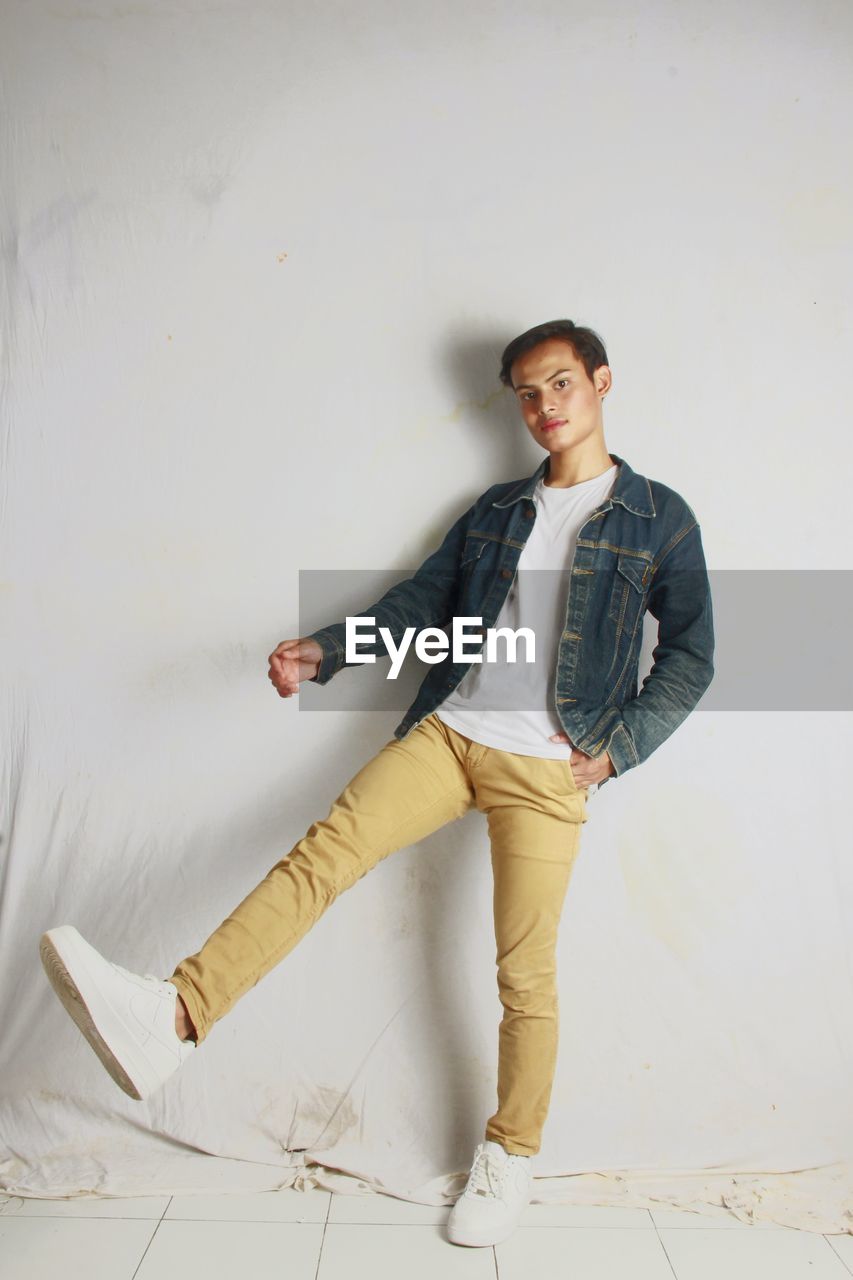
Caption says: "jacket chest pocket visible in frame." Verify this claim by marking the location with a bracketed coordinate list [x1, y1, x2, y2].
[606, 552, 650, 634]
[457, 535, 487, 597]
[459, 534, 511, 603]
[460, 535, 490, 567]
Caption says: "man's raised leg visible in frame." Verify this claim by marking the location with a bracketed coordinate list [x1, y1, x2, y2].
[169, 713, 475, 1044]
[40, 714, 475, 1099]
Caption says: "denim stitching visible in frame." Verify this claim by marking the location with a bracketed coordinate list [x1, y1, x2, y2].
[650, 521, 697, 577]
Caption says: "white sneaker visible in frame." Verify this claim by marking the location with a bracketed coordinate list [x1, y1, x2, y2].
[39, 925, 197, 1101]
[447, 1139, 533, 1246]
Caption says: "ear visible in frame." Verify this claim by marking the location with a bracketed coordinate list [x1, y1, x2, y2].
[595, 365, 612, 398]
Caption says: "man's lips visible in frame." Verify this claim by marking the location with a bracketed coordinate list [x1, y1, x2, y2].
[542, 419, 566, 431]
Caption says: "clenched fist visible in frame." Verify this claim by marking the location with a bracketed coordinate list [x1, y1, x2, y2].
[268, 637, 323, 698]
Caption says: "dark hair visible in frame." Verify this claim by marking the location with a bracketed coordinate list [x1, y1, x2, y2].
[499, 319, 609, 389]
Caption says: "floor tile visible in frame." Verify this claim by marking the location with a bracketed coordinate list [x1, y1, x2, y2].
[328, 1191, 448, 1224]
[13, 1195, 170, 1219]
[522, 1203, 653, 1228]
[651, 1206, 795, 1230]
[0, 1215, 156, 1280]
[318, 1223, 497, 1278]
[658, 1227, 850, 1279]
[135, 1219, 324, 1280]
[327, 1194, 655, 1229]
[826, 1234, 853, 1268]
[497, 1225, 675, 1279]
[165, 1189, 330, 1222]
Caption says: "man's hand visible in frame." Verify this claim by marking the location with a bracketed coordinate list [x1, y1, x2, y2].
[548, 732, 615, 785]
[268, 637, 323, 698]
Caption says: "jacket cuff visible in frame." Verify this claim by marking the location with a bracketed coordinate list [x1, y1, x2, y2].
[307, 626, 347, 686]
[603, 720, 639, 778]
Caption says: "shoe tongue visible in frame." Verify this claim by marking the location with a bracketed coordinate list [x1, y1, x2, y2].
[483, 1140, 509, 1159]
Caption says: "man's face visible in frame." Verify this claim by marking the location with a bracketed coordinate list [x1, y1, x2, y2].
[510, 338, 611, 455]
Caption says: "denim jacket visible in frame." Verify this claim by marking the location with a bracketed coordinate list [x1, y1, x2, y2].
[308, 452, 714, 789]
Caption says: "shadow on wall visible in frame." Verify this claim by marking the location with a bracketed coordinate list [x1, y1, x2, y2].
[440, 327, 539, 476]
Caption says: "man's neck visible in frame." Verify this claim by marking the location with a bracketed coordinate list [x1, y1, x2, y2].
[544, 448, 616, 488]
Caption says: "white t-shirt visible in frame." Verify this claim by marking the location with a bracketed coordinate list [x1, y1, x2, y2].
[435, 461, 618, 759]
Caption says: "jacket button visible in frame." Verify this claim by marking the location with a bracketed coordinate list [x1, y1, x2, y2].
[525, 507, 534, 518]
[501, 568, 512, 579]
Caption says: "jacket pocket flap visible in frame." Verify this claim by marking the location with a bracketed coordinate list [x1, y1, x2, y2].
[616, 552, 650, 593]
[460, 536, 490, 565]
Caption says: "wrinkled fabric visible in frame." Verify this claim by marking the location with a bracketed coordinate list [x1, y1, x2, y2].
[2, 1150, 851, 1237]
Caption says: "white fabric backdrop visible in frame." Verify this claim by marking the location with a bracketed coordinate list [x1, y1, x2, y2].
[2, 0, 852, 1235]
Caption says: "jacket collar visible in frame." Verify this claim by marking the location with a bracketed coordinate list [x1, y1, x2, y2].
[491, 451, 656, 518]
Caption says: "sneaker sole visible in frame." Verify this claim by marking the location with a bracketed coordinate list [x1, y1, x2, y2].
[445, 1218, 517, 1249]
[39, 931, 145, 1101]
[447, 1218, 519, 1247]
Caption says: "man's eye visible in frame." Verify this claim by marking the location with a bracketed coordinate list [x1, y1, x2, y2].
[555, 379, 569, 388]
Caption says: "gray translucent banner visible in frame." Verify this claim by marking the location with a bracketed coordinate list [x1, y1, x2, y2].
[297, 569, 853, 712]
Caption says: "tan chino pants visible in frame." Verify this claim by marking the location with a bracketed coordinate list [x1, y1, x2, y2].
[170, 712, 589, 1156]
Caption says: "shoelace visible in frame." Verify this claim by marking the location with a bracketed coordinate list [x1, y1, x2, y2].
[467, 1146, 509, 1199]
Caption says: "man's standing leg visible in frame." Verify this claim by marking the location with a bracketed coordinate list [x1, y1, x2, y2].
[477, 748, 588, 1156]
[445, 745, 587, 1247]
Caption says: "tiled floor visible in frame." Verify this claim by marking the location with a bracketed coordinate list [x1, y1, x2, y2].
[1, 1190, 852, 1279]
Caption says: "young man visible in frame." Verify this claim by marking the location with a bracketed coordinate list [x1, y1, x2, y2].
[39, 319, 714, 1248]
